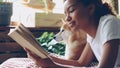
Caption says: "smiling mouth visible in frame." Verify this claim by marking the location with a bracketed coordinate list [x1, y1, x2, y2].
[68, 21, 76, 27]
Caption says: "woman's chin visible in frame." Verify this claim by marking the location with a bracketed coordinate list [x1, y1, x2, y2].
[69, 24, 79, 31]
[71, 27, 77, 31]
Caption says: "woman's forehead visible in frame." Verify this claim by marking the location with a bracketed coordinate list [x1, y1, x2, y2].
[64, 0, 76, 9]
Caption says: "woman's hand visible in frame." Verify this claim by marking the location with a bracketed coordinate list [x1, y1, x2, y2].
[24, 48, 61, 68]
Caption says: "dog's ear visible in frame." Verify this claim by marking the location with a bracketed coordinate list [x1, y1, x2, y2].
[61, 19, 66, 24]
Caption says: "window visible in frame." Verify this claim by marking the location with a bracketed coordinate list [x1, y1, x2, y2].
[52, 0, 64, 13]
[10, 0, 64, 27]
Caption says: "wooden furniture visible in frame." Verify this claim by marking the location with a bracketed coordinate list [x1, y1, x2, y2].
[0, 26, 59, 64]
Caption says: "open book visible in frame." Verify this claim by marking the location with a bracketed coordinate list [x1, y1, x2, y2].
[8, 23, 49, 59]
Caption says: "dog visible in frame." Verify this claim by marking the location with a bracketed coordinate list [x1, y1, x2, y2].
[54, 21, 87, 60]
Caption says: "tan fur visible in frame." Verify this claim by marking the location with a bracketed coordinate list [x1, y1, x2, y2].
[55, 23, 87, 60]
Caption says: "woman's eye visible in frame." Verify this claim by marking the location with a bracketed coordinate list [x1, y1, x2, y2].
[69, 7, 75, 13]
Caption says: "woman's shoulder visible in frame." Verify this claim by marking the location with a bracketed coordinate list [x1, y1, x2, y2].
[100, 14, 118, 21]
[99, 14, 120, 24]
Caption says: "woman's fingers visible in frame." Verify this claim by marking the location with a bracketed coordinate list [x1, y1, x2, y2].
[23, 48, 59, 67]
[23, 48, 30, 52]
[24, 48, 41, 61]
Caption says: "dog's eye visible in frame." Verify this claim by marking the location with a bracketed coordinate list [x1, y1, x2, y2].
[61, 29, 64, 32]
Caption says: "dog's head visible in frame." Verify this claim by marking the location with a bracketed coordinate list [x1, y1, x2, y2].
[54, 23, 72, 42]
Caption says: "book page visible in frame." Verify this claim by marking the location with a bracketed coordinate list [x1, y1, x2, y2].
[18, 23, 49, 56]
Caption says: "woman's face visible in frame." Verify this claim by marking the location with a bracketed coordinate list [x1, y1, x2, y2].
[64, 0, 93, 31]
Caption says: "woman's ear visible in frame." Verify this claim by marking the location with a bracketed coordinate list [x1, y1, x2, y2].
[88, 4, 95, 15]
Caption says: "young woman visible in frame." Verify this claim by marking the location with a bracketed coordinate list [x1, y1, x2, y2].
[25, 0, 120, 68]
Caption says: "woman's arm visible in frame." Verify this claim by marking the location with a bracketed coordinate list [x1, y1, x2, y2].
[77, 42, 95, 66]
[97, 39, 120, 68]
[50, 42, 95, 67]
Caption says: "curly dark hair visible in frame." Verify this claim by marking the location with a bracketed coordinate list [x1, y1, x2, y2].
[64, 0, 117, 25]
[75, 0, 116, 16]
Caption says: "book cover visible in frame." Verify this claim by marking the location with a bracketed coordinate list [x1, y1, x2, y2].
[8, 23, 49, 59]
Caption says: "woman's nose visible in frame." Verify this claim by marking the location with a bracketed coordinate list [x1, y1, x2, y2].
[65, 15, 72, 22]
